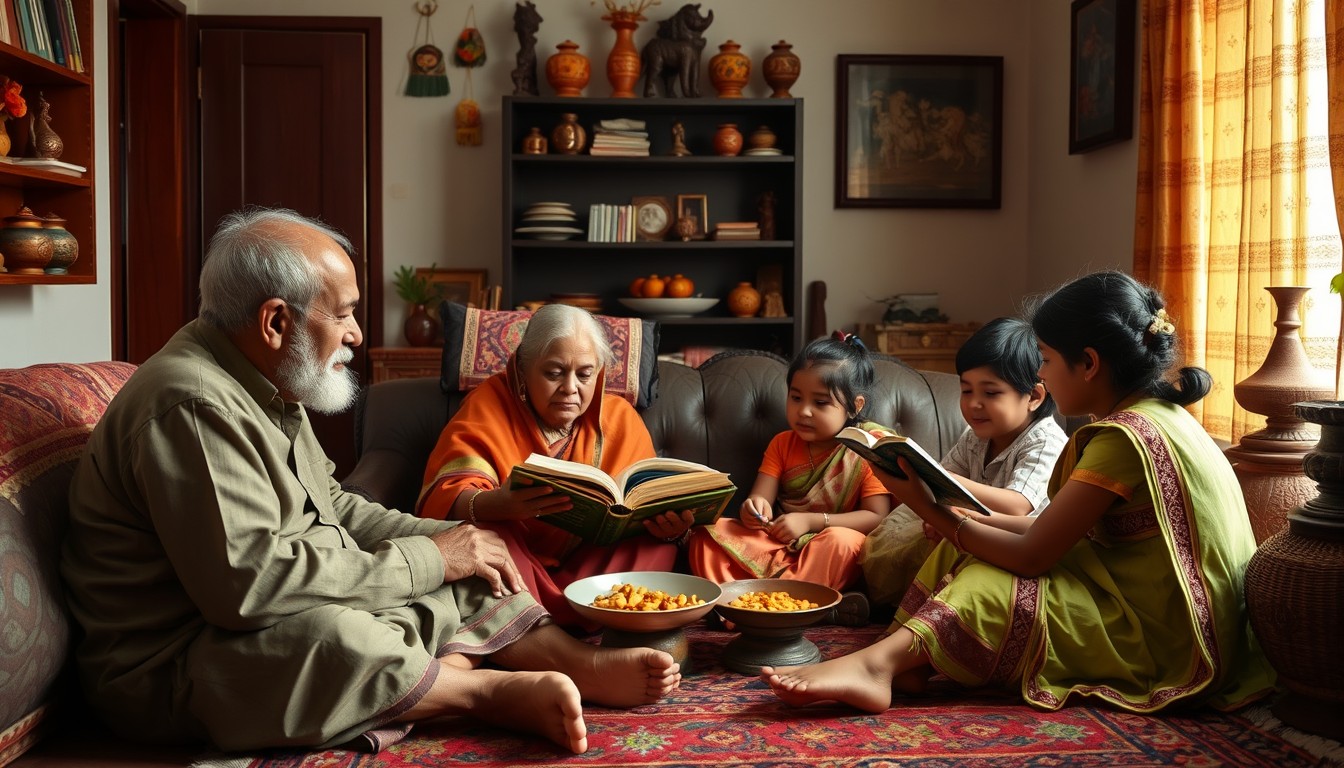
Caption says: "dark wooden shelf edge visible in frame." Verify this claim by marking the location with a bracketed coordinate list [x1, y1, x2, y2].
[512, 155, 794, 164]
[0, 272, 95, 285]
[0, 167, 91, 187]
[628, 316, 794, 326]
[511, 240, 794, 249]
[0, 41, 91, 85]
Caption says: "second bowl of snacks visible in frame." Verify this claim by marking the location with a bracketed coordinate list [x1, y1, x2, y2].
[714, 578, 842, 631]
[564, 571, 722, 634]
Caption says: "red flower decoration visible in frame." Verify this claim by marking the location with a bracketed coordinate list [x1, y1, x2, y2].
[0, 76, 27, 120]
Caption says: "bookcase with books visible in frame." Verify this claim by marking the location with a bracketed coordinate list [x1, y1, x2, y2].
[503, 96, 803, 358]
[0, 0, 93, 285]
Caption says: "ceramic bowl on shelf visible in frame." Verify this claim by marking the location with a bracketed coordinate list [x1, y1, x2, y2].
[515, 225, 584, 241]
[618, 297, 719, 318]
[564, 571, 721, 633]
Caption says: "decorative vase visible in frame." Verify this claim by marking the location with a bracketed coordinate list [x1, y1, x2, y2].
[403, 304, 440, 347]
[29, 92, 62, 159]
[550, 113, 588, 155]
[761, 40, 801, 98]
[604, 11, 642, 99]
[0, 206, 53, 274]
[0, 120, 10, 157]
[1225, 286, 1336, 543]
[748, 125, 776, 150]
[713, 123, 743, 156]
[41, 212, 78, 275]
[709, 40, 751, 98]
[545, 40, 590, 97]
[727, 282, 762, 317]
[1244, 399, 1344, 740]
[522, 126, 547, 154]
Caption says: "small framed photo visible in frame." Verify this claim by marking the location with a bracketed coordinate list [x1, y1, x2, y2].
[835, 54, 1003, 208]
[632, 195, 673, 241]
[1068, 0, 1136, 154]
[676, 193, 709, 240]
[418, 267, 488, 309]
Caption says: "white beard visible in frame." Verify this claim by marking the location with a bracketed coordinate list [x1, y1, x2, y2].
[277, 322, 358, 414]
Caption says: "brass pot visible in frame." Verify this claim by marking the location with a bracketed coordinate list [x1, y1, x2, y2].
[0, 206, 54, 275]
[42, 212, 79, 275]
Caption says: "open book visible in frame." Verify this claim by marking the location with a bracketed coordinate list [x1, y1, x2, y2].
[508, 453, 736, 545]
[837, 425, 991, 515]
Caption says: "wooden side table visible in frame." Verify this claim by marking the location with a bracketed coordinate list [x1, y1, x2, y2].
[858, 322, 980, 375]
[369, 347, 442, 384]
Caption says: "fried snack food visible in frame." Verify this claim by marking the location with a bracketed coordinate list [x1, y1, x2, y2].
[591, 582, 706, 612]
[726, 590, 820, 612]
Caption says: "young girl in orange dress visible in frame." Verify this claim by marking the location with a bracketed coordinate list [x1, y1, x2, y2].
[687, 334, 892, 619]
[761, 272, 1275, 715]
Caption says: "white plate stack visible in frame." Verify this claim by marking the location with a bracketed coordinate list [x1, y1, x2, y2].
[516, 202, 584, 240]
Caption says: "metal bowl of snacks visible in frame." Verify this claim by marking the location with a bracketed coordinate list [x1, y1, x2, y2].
[564, 571, 721, 634]
[713, 578, 842, 674]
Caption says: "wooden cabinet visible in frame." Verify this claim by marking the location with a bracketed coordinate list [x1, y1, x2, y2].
[0, 0, 94, 285]
[503, 96, 803, 357]
[859, 322, 980, 374]
[369, 347, 441, 384]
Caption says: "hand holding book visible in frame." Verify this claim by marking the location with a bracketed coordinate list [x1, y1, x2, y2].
[837, 425, 992, 515]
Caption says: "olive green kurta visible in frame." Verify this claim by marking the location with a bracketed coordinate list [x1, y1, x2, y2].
[61, 321, 546, 751]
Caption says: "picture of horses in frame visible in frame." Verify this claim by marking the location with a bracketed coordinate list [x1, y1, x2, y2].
[835, 54, 1003, 209]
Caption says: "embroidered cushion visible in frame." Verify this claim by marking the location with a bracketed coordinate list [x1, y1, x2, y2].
[439, 301, 660, 409]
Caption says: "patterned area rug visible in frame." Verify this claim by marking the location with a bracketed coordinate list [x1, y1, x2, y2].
[220, 624, 1330, 768]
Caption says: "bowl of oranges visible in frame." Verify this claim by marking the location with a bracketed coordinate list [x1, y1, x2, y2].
[619, 274, 718, 318]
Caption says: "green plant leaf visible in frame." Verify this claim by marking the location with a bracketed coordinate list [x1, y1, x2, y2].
[1331, 272, 1344, 295]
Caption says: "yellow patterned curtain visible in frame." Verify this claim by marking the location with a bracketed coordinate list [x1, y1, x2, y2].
[1134, 0, 1343, 444]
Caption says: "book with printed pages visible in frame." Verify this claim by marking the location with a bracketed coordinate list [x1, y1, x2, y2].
[837, 424, 991, 515]
[508, 452, 736, 545]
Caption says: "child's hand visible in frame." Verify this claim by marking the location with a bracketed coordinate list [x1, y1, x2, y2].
[872, 457, 937, 511]
[769, 513, 813, 544]
[741, 496, 773, 529]
[923, 521, 943, 542]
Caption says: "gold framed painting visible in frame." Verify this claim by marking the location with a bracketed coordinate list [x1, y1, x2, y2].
[418, 267, 488, 309]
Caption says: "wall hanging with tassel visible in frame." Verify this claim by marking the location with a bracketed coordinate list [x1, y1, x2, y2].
[405, 1, 449, 97]
[455, 69, 483, 146]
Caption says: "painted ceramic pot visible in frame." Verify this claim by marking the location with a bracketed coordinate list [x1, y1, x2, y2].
[713, 123, 743, 156]
[522, 127, 548, 154]
[41, 212, 79, 275]
[551, 113, 588, 155]
[748, 125, 776, 150]
[762, 40, 801, 98]
[727, 282, 762, 317]
[709, 40, 750, 98]
[546, 40, 590, 97]
[0, 206, 53, 275]
[604, 11, 643, 98]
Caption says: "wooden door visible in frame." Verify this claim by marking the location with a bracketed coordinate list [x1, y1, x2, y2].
[194, 17, 383, 476]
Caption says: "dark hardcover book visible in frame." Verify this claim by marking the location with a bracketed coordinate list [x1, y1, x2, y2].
[39, 0, 63, 65]
[837, 424, 992, 515]
[508, 452, 735, 546]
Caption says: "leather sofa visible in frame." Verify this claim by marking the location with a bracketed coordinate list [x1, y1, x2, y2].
[343, 349, 969, 524]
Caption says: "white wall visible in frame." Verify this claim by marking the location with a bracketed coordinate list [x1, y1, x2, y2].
[0, 0, 1141, 366]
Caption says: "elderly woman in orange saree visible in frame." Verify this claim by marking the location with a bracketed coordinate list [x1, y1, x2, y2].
[419, 304, 694, 631]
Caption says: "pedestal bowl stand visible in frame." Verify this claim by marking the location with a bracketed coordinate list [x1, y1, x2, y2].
[564, 571, 721, 673]
[714, 578, 841, 675]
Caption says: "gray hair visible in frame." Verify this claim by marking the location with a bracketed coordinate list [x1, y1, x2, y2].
[198, 207, 354, 333]
[515, 304, 615, 372]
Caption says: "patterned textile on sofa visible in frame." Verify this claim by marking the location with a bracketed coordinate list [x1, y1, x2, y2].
[0, 362, 135, 767]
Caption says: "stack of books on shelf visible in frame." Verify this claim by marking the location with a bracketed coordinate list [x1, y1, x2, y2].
[712, 221, 761, 241]
[587, 203, 638, 242]
[589, 118, 650, 157]
[0, 0, 85, 73]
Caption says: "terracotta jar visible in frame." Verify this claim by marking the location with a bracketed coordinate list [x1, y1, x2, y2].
[522, 127, 548, 154]
[727, 282, 762, 317]
[709, 40, 751, 98]
[713, 123, 743, 156]
[403, 304, 440, 347]
[748, 125, 777, 150]
[551, 113, 588, 155]
[0, 119, 10, 158]
[546, 40, 590, 97]
[604, 10, 643, 98]
[41, 212, 79, 275]
[762, 40, 801, 98]
[0, 206, 54, 275]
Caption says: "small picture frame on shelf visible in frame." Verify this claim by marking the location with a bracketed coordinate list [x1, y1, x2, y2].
[676, 193, 709, 240]
[632, 196, 673, 241]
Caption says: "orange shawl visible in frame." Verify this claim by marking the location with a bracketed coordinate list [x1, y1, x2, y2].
[417, 357, 655, 563]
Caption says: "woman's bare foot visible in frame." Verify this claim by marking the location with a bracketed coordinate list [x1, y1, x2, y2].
[761, 652, 896, 713]
[488, 624, 681, 707]
[399, 666, 587, 753]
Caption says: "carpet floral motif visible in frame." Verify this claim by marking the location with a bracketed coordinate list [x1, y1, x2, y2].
[243, 625, 1324, 768]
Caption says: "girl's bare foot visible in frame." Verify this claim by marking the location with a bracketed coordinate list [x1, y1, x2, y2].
[471, 669, 588, 753]
[761, 653, 895, 713]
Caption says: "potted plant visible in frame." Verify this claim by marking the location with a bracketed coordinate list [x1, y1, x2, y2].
[394, 264, 443, 346]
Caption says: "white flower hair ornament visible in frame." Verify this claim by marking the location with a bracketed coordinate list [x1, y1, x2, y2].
[1147, 308, 1175, 336]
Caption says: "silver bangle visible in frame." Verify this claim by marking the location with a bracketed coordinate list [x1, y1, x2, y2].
[467, 489, 484, 525]
[822, 512, 830, 529]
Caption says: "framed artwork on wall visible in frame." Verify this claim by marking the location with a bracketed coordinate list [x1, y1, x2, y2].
[676, 193, 709, 239]
[418, 267, 488, 308]
[1068, 0, 1136, 154]
[835, 54, 1003, 209]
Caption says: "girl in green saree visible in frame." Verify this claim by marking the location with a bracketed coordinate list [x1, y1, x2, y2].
[762, 271, 1276, 714]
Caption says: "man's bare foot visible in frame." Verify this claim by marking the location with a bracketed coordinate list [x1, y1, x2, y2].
[471, 669, 588, 754]
[761, 653, 896, 713]
[491, 625, 681, 707]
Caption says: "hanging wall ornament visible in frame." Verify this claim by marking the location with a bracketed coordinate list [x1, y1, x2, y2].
[405, 1, 450, 97]
[454, 5, 487, 68]
[455, 70, 483, 146]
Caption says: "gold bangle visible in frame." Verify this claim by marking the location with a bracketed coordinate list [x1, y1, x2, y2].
[953, 514, 972, 551]
[467, 489, 484, 525]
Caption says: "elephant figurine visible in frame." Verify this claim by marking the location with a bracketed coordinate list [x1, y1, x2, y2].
[640, 3, 714, 98]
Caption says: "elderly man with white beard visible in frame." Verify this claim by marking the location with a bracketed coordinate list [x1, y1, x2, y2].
[61, 207, 680, 757]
